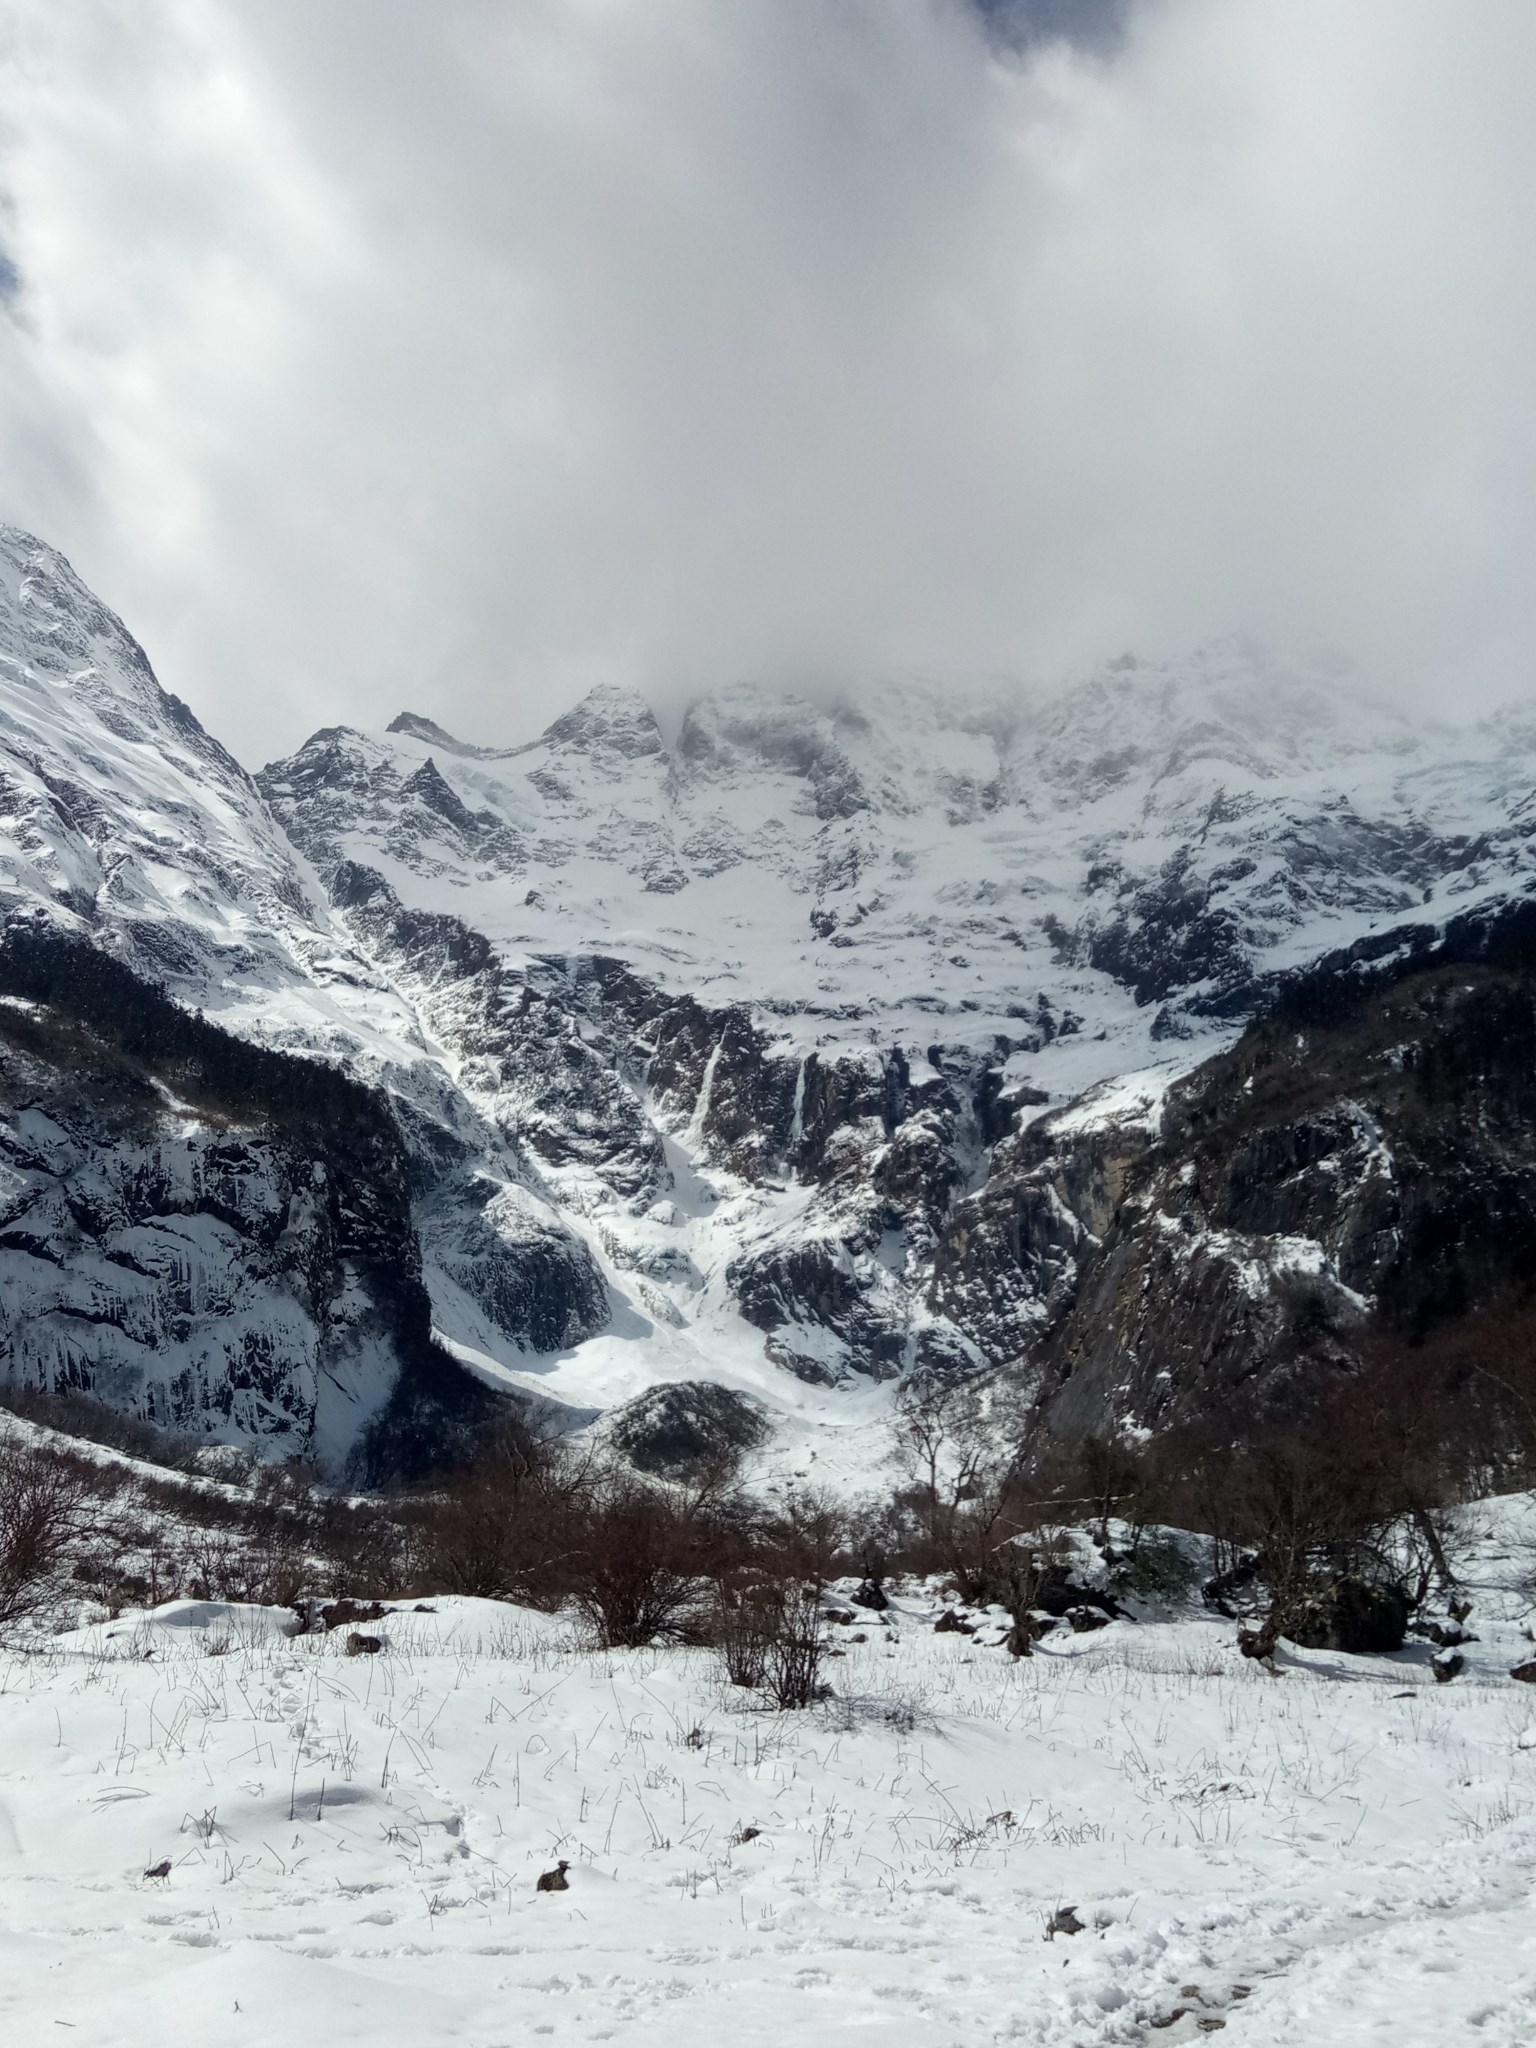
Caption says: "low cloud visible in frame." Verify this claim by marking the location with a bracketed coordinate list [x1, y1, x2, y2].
[1, 2, 1534, 763]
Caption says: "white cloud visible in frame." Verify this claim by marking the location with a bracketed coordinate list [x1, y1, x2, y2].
[1, 1, 1534, 763]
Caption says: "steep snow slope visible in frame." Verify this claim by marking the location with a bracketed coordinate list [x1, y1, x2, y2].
[0, 527, 446, 1070]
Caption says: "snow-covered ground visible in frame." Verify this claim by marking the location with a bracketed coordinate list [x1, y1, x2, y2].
[4, 1504, 1535, 2046]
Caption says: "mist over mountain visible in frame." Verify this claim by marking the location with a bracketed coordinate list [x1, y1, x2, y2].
[3, 2, 1536, 763]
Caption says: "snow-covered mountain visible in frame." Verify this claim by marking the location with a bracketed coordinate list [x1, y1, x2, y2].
[4, 524, 1536, 1475]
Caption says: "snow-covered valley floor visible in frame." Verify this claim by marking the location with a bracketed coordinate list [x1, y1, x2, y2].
[3, 1516, 1536, 2047]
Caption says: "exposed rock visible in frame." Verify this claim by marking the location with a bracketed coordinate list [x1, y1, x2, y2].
[324, 866, 662, 1200]
[1418, 1621, 1476, 1648]
[1066, 1607, 1112, 1634]
[1290, 1581, 1410, 1654]
[541, 684, 664, 761]
[419, 1178, 609, 1354]
[603, 1380, 769, 1478]
[1020, 901, 1536, 1443]
[1032, 1568, 1123, 1621]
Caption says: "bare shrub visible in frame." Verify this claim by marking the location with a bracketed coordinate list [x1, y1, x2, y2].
[0, 1433, 94, 1627]
[758, 1488, 846, 1590]
[409, 1413, 594, 1606]
[314, 1490, 406, 1594]
[0, 1382, 202, 1471]
[710, 1574, 778, 1687]
[706, 1571, 829, 1707]
[761, 1582, 827, 1709]
[1136, 1350, 1474, 1651]
[570, 1476, 698, 1648]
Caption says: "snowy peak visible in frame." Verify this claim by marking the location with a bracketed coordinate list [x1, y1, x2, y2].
[261, 655, 1536, 1094]
[1021, 645, 1422, 810]
[539, 682, 665, 761]
[0, 526, 255, 790]
[386, 710, 486, 756]
[2, 526, 159, 712]
[0, 528, 343, 1031]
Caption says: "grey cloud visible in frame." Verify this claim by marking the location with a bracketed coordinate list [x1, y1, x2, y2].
[0, 1, 1533, 766]
[974, 0, 1133, 55]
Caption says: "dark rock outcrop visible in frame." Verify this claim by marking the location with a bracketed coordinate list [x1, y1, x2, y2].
[603, 1380, 769, 1478]
[418, 1178, 609, 1355]
[1290, 1580, 1410, 1654]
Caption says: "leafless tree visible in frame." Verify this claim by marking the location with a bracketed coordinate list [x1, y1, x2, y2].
[411, 1413, 595, 1606]
[998, 1526, 1071, 1656]
[891, 1373, 1025, 1600]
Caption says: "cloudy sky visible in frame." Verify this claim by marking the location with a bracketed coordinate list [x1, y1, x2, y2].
[1, 0, 1534, 765]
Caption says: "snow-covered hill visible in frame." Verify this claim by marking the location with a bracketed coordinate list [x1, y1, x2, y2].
[6, 523, 1536, 1472]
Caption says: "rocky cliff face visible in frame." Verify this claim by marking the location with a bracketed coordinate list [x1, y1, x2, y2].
[255, 633, 1536, 1443]
[960, 900, 1536, 1447]
[7, 523, 1536, 1477]
[0, 924, 491, 1480]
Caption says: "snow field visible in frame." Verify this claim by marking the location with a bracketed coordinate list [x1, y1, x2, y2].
[2, 1513, 1535, 2047]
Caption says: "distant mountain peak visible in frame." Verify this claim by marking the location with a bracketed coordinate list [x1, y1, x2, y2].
[387, 711, 479, 753]
[539, 683, 664, 759]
